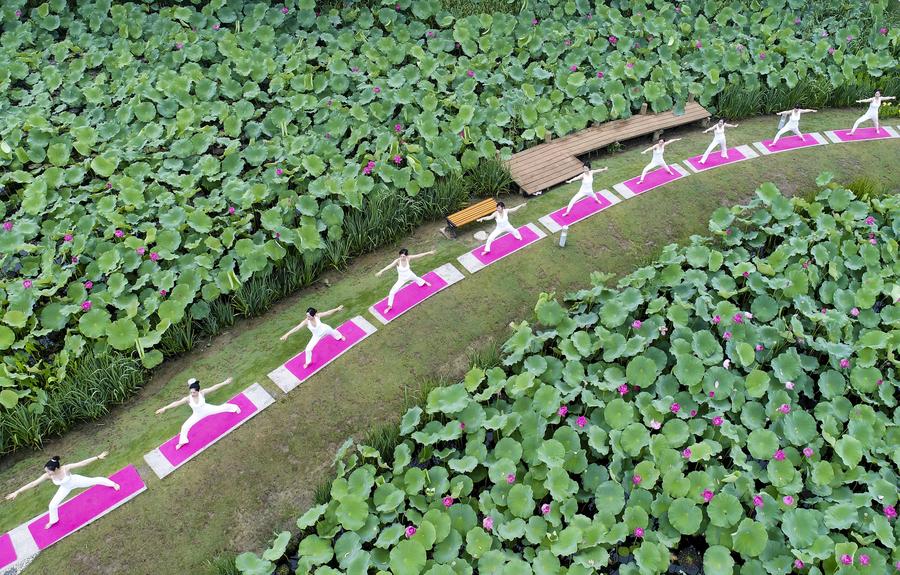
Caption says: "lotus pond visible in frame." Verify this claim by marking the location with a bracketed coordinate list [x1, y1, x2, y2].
[1, 0, 897, 419]
[237, 180, 898, 575]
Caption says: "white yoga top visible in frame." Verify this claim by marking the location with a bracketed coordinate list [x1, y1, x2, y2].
[786, 110, 802, 125]
[652, 145, 665, 160]
[307, 318, 331, 337]
[188, 392, 207, 412]
[396, 260, 415, 277]
[579, 172, 593, 192]
[868, 97, 881, 111]
[713, 124, 726, 138]
[495, 209, 509, 225]
[50, 472, 73, 487]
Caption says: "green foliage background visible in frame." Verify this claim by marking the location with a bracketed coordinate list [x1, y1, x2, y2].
[0, 1, 896, 414]
[240, 181, 898, 575]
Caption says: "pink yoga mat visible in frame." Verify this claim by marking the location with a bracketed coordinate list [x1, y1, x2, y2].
[623, 167, 684, 195]
[28, 465, 145, 549]
[831, 127, 893, 142]
[372, 270, 447, 321]
[761, 134, 819, 151]
[284, 319, 367, 381]
[685, 147, 746, 171]
[472, 225, 541, 265]
[0, 533, 15, 569]
[548, 194, 613, 227]
[157, 393, 257, 467]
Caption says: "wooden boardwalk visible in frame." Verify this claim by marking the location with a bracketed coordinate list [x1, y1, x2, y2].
[508, 102, 711, 195]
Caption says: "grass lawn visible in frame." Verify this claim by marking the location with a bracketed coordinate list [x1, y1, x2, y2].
[1, 109, 897, 574]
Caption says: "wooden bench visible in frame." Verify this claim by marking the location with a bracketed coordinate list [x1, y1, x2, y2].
[443, 198, 497, 238]
[507, 101, 711, 196]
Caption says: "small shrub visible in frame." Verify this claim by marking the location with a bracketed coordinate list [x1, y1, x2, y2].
[464, 158, 514, 199]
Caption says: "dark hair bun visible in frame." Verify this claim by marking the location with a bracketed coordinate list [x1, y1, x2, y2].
[51, 456, 60, 462]
[306, 307, 317, 316]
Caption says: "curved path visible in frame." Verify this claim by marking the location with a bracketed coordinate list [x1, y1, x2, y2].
[0, 109, 897, 573]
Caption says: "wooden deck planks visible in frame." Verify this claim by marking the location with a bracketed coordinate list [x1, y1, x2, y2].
[507, 103, 710, 195]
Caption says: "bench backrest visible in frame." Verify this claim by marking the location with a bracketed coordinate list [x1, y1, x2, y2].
[447, 198, 498, 228]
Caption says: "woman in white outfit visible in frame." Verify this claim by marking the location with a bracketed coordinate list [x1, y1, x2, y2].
[5, 453, 120, 529]
[699, 120, 739, 164]
[771, 108, 816, 144]
[563, 163, 608, 216]
[156, 377, 241, 450]
[638, 138, 681, 183]
[280, 306, 346, 368]
[376, 248, 436, 312]
[477, 201, 526, 255]
[850, 91, 895, 134]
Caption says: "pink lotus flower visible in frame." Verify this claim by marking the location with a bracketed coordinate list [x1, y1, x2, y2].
[650, 420, 661, 430]
[506, 473, 515, 484]
[866, 216, 875, 225]
[821, 30, 829, 37]
[632, 474, 641, 485]
[840, 358, 849, 368]
[15, 10, 21, 17]
[712, 416, 723, 426]
[405, 525, 416, 538]
[482, 516, 493, 531]
[732, 313, 743, 324]
[160, 289, 167, 296]
[803, 447, 813, 458]
[632, 320, 642, 329]
[779, 404, 790, 414]
[275, 233, 281, 239]
[877, 379, 883, 386]
[63, 234, 73, 242]
[466, 70, 475, 78]
[393, 155, 403, 165]
[22, 280, 32, 288]
[783, 495, 794, 506]
[712, 315, 721, 324]
[2, 221, 12, 232]
[558, 405, 568, 417]
[576, 416, 587, 428]
[880, 28, 888, 35]
[531, 18, 538, 25]
[626, 62, 634, 69]
[884, 505, 897, 519]
[564, 39, 571, 46]
[690, 409, 697, 417]
[596, 71, 604, 78]
[276, 168, 284, 176]
[618, 384, 628, 395]
[794, 17, 801, 24]
[755, 344, 764, 351]
[213, 23, 220, 30]
[846, 35, 854, 42]
[569, 65, 577, 72]
[81, 301, 92, 311]
[870, 238, 877, 245]
[373, 86, 381, 94]
[709, 391, 715, 398]
[723, 332, 732, 340]
[634, 527, 644, 538]
[115, 229, 124, 238]
[84, 281, 93, 290]
[394, 123, 403, 132]
[137, 247, 146, 255]
[106, 182, 113, 189]
[351, 66, 359, 73]
[608, 36, 618, 44]
[794, 559, 804, 569]
[860, 555, 870, 566]
[175, 42, 184, 50]
[442, 496, 454, 508]
[682, 448, 691, 458]
[828, 47, 836, 55]
[71, 256, 79, 264]
[840, 554, 853, 565]
[228, 206, 235, 215]
[774, 449, 785, 461]
[702, 489, 714, 502]
[742, 271, 750, 278]
[671, 403, 680, 413]
[785, 381, 794, 390]
[753, 495, 764, 507]
[541, 503, 551, 515]
[150, 252, 159, 261]
[759, 52, 766, 59]
[281, 6, 289, 14]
